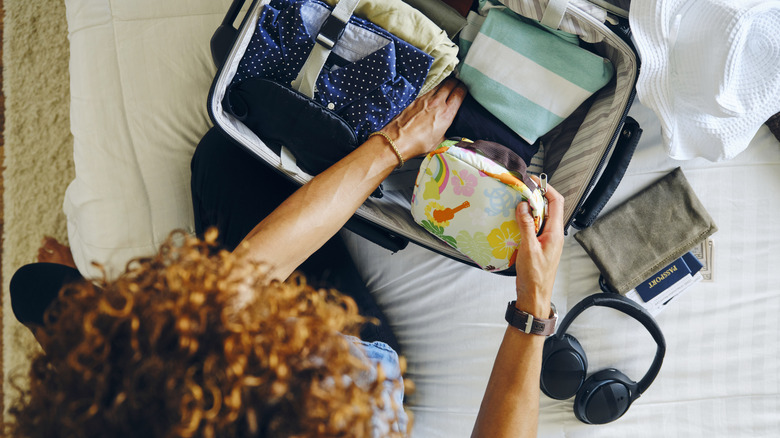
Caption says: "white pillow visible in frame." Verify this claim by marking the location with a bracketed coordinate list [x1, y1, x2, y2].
[63, 0, 232, 278]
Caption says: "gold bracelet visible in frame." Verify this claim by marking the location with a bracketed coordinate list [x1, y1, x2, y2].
[368, 131, 405, 169]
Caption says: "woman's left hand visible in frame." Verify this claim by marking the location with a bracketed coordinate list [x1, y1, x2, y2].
[380, 78, 467, 159]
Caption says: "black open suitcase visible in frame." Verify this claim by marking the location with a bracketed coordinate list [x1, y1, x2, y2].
[206, 0, 643, 274]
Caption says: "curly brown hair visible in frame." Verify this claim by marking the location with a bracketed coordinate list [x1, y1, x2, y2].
[8, 230, 408, 438]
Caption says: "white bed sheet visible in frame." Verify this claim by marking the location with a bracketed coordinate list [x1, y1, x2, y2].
[343, 102, 780, 437]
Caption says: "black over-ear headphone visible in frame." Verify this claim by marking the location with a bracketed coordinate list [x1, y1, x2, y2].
[540, 293, 666, 425]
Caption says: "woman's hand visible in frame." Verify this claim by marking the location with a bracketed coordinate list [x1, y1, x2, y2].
[379, 78, 467, 159]
[472, 179, 565, 438]
[513, 178, 565, 317]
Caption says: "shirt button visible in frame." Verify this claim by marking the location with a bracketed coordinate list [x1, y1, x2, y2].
[327, 103, 335, 110]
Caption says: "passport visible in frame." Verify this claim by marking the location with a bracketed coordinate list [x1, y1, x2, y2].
[635, 255, 695, 302]
[682, 252, 703, 275]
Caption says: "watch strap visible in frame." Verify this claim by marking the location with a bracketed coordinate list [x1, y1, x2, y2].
[505, 301, 557, 336]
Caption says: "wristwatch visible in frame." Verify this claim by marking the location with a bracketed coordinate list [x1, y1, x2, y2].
[505, 301, 558, 336]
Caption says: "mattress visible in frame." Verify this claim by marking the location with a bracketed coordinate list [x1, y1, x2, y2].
[64, 0, 780, 436]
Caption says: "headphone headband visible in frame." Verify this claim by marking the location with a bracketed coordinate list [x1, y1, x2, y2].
[553, 293, 666, 395]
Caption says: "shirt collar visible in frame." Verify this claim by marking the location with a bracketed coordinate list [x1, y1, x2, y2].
[316, 41, 397, 111]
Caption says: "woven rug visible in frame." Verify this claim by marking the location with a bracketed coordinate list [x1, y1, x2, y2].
[1, 0, 72, 420]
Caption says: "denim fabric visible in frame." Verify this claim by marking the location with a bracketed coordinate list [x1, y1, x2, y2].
[321, 0, 460, 96]
[232, 0, 432, 143]
[345, 335, 408, 436]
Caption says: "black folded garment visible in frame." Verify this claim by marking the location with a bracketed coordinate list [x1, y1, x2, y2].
[446, 94, 539, 165]
[223, 77, 359, 177]
[223, 77, 384, 198]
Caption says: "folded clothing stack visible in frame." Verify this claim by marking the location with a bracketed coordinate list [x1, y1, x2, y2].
[321, 0, 459, 96]
[229, 0, 434, 145]
[457, 6, 614, 145]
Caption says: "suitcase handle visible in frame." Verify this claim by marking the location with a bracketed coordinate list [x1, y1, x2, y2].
[571, 116, 642, 229]
[344, 217, 409, 253]
[211, 0, 252, 69]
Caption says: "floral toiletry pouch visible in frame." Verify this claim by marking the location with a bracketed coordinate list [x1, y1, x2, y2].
[411, 139, 546, 272]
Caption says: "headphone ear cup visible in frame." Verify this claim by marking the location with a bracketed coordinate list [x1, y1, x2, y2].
[540, 334, 588, 400]
[573, 368, 635, 425]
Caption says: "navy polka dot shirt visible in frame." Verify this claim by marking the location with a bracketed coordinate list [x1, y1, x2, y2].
[231, 0, 433, 143]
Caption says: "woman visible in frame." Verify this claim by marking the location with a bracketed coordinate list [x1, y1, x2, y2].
[8, 79, 564, 437]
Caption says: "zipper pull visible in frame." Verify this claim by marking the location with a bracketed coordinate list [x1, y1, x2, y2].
[539, 173, 548, 195]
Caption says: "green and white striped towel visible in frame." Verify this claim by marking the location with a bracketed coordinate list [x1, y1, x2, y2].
[458, 8, 613, 143]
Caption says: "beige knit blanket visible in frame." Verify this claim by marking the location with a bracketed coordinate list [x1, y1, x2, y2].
[1, 0, 72, 421]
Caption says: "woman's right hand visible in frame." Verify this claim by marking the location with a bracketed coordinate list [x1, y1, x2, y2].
[512, 180, 565, 318]
[378, 78, 467, 159]
[472, 180, 565, 438]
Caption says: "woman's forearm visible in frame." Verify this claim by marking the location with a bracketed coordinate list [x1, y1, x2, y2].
[233, 78, 467, 280]
[472, 183, 564, 438]
[471, 326, 546, 438]
[237, 135, 399, 280]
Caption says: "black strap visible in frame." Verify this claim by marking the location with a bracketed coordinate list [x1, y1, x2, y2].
[316, 13, 348, 50]
[210, 0, 251, 69]
[572, 117, 642, 229]
[343, 217, 409, 253]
